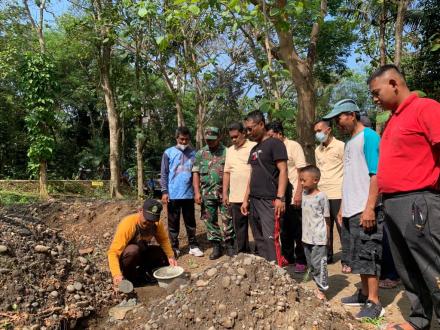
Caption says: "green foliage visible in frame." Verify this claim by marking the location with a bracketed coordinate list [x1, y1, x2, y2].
[0, 190, 38, 206]
[20, 53, 58, 177]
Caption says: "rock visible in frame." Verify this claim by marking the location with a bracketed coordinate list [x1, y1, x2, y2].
[237, 268, 246, 276]
[50, 251, 58, 257]
[74, 294, 81, 300]
[222, 317, 234, 328]
[206, 268, 217, 277]
[0, 245, 8, 253]
[118, 280, 134, 294]
[49, 291, 59, 298]
[218, 304, 226, 311]
[243, 257, 252, 265]
[221, 276, 231, 288]
[79, 247, 94, 255]
[78, 257, 88, 264]
[230, 311, 238, 319]
[73, 282, 83, 291]
[196, 280, 208, 287]
[108, 305, 136, 320]
[34, 245, 49, 253]
[66, 285, 75, 293]
[103, 232, 111, 239]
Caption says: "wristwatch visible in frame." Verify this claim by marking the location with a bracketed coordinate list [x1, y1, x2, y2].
[276, 196, 286, 202]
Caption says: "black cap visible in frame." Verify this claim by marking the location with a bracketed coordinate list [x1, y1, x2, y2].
[142, 199, 162, 222]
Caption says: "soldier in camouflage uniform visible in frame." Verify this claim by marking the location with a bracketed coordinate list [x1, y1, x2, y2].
[192, 127, 235, 260]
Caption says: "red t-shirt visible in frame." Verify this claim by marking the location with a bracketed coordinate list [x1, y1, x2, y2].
[377, 93, 440, 193]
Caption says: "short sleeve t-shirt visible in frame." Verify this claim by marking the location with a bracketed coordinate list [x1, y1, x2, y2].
[301, 191, 330, 245]
[249, 137, 288, 199]
[342, 128, 380, 218]
[224, 140, 256, 203]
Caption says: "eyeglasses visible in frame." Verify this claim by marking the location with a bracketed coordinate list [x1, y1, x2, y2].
[246, 124, 258, 132]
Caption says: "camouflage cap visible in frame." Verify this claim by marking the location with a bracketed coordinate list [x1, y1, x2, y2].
[204, 126, 219, 140]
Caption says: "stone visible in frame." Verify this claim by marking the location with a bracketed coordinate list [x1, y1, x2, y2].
[243, 257, 252, 265]
[218, 304, 226, 311]
[206, 268, 217, 277]
[196, 280, 208, 287]
[79, 247, 94, 255]
[73, 282, 83, 291]
[103, 232, 111, 239]
[108, 305, 137, 320]
[34, 245, 49, 253]
[237, 268, 246, 276]
[230, 311, 238, 319]
[118, 280, 134, 294]
[74, 295, 81, 300]
[50, 251, 58, 257]
[0, 245, 8, 253]
[66, 285, 75, 293]
[49, 291, 59, 298]
[222, 317, 234, 329]
[78, 257, 88, 264]
[221, 276, 231, 288]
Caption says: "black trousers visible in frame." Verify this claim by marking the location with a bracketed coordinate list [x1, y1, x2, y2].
[328, 199, 342, 260]
[167, 199, 198, 249]
[383, 191, 440, 330]
[231, 203, 250, 253]
[120, 244, 169, 284]
[249, 197, 277, 262]
[281, 204, 306, 264]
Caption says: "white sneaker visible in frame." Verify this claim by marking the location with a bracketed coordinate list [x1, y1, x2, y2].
[189, 247, 204, 257]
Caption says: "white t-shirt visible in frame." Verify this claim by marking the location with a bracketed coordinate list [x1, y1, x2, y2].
[342, 128, 380, 218]
[301, 191, 330, 245]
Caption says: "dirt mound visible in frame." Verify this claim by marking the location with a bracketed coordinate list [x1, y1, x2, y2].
[145, 254, 366, 330]
[0, 210, 119, 329]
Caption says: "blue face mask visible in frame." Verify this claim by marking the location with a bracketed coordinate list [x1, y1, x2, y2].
[315, 132, 328, 143]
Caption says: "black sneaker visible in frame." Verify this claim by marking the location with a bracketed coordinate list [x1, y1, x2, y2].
[341, 289, 368, 306]
[355, 300, 385, 320]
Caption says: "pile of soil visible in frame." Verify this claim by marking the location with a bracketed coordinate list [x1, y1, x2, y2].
[0, 209, 118, 329]
[145, 254, 366, 330]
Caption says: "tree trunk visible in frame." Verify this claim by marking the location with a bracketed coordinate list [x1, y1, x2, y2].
[394, 0, 410, 68]
[276, 31, 317, 164]
[100, 43, 123, 199]
[176, 100, 185, 127]
[196, 103, 204, 150]
[379, 0, 387, 66]
[136, 116, 144, 199]
[39, 161, 49, 200]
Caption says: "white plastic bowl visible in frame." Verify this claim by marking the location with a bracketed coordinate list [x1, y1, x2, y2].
[153, 266, 184, 288]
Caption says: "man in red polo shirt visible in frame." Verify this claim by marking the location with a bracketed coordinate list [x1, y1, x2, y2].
[368, 64, 440, 330]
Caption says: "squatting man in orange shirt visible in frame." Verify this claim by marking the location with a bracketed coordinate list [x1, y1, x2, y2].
[107, 199, 177, 289]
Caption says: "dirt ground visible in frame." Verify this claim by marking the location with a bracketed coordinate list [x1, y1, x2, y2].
[2, 199, 439, 329]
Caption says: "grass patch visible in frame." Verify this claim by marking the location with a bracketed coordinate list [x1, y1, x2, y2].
[360, 316, 385, 327]
[0, 190, 39, 206]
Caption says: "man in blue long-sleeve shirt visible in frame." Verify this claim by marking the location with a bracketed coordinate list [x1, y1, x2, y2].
[160, 126, 203, 258]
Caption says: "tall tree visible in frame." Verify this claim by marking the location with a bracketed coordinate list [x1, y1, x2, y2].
[90, 0, 123, 198]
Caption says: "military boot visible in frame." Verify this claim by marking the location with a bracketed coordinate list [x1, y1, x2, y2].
[225, 239, 236, 257]
[209, 242, 223, 260]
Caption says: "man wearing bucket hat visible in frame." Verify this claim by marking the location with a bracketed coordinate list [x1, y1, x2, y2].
[323, 99, 384, 320]
[108, 199, 177, 289]
[193, 126, 235, 260]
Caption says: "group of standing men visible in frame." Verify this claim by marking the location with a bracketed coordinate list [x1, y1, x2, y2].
[108, 64, 440, 330]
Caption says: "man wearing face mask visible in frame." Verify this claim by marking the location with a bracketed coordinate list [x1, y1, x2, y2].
[314, 120, 345, 268]
[160, 126, 203, 258]
[193, 127, 235, 259]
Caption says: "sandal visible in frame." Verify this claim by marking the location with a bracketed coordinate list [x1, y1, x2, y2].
[342, 264, 352, 274]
